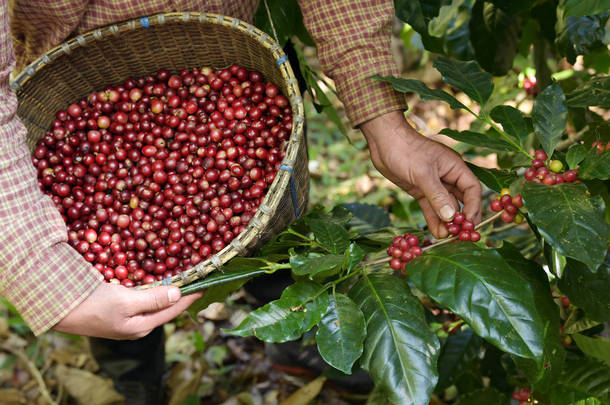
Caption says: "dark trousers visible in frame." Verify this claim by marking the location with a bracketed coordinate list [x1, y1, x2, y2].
[89, 326, 166, 405]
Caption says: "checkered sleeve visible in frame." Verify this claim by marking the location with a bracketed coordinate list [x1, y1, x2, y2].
[0, 1, 102, 336]
[298, 0, 407, 127]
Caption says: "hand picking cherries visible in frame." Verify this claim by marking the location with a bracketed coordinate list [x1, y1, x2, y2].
[524, 149, 578, 185]
[32, 64, 293, 286]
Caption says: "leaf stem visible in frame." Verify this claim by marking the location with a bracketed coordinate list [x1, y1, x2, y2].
[286, 229, 328, 252]
[479, 113, 533, 159]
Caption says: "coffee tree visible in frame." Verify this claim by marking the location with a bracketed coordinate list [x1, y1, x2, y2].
[183, 1, 610, 404]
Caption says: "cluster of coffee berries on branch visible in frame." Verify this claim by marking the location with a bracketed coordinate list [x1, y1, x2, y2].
[387, 234, 423, 273]
[443, 212, 481, 242]
[592, 141, 609, 155]
[32, 64, 292, 286]
[512, 388, 533, 405]
[489, 188, 524, 224]
[522, 76, 537, 97]
[524, 149, 578, 185]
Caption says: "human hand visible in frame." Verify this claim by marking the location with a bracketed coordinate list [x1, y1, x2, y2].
[53, 282, 203, 339]
[360, 111, 482, 238]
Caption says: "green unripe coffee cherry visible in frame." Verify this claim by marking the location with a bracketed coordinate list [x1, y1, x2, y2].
[549, 160, 564, 173]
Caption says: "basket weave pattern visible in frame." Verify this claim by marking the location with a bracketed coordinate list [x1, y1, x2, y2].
[14, 12, 309, 289]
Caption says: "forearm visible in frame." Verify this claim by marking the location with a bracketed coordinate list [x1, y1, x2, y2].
[298, 0, 407, 126]
[0, 1, 102, 335]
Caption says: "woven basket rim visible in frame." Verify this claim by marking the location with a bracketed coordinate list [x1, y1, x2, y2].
[15, 12, 306, 290]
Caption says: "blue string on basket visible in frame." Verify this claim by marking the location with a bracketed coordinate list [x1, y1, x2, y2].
[279, 164, 300, 218]
[140, 16, 150, 28]
[276, 55, 288, 66]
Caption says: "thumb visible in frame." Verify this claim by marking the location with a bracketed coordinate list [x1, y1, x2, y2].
[129, 286, 181, 314]
[418, 173, 458, 222]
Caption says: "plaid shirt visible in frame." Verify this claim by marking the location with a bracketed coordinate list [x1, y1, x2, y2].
[1, 0, 405, 335]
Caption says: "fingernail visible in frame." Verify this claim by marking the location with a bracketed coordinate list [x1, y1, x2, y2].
[440, 205, 455, 221]
[167, 287, 180, 304]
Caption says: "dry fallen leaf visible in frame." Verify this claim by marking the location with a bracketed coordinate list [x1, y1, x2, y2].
[279, 376, 326, 405]
[54, 365, 124, 405]
[0, 387, 26, 404]
[197, 302, 231, 321]
[49, 348, 90, 369]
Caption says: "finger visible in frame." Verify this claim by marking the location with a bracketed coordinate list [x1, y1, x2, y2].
[440, 162, 482, 223]
[416, 168, 460, 223]
[453, 170, 482, 223]
[129, 292, 203, 331]
[127, 286, 183, 315]
[418, 198, 449, 239]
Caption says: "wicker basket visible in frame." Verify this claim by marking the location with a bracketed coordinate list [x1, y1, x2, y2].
[13, 12, 309, 289]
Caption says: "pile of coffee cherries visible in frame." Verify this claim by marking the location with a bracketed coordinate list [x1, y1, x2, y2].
[524, 149, 578, 185]
[443, 212, 481, 242]
[32, 64, 292, 286]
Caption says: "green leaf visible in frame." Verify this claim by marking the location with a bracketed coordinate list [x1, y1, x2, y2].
[555, 6, 609, 64]
[372, 75, 469, 111]
[522, 182, 609, 271]
[432, 56, 494, 106]
[564, 316, 602, 335]
[297, 49, 348, 139]
[573, 334, 610, 363]
[487, 0, 533, 15]
[316, 293, 366, 374]
[442, 2, 476, 60]
[344, 243, 365, 275]
[553, 358, 610, 403]
[566, 76, 610, 108]
[394, 0, 445, 53]
[260, 230, 311, 255]
[307, 219, 350, 254]
[290, 254, 344, 279]
[466, 163, 519, 192]
[558, 258, 610, 322]
[227, 280, 328, 342]
[253, 0, 313, 46]
[343, 203, 391, 235]
[408, 243, 547, 362]
[349, 274, 440, 405]
[440, 128, 517, 151]
[470, 2, 521, 76]
[429, 0, 467, 37]
[498, 242, 565, 391]
[565, 0, 610, 17]
[180, 259, 270, 295]
[436, 328, 482, 391]
[490, 105, 528, 144]
[532, 83, 568, 157]
[187, 279, 248, 319]
[454, 388, 509, 405]
[579, 149, 610, 180]
[567, 144, 589, 169]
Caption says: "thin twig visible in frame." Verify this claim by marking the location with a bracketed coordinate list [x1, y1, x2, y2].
[556, 125, 589, 151]
[0, 343, 58, 405]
